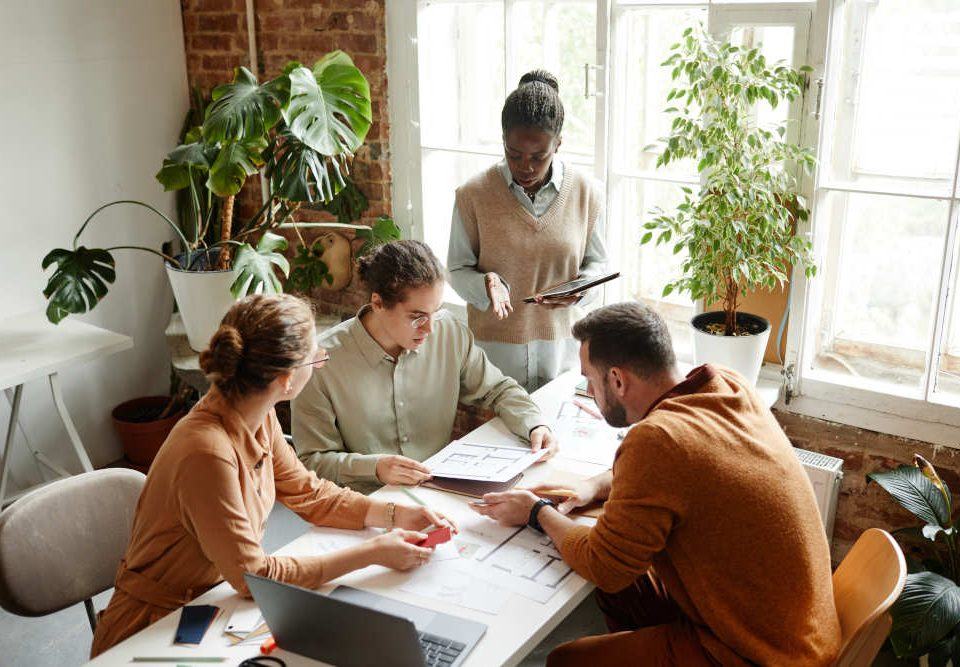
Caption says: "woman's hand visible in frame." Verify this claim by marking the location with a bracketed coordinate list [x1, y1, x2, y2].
[485, 273, 513, 319]
[534, 293, 581, 309]
[365, 529, 434, 570]
[375, 455, 432, 485]
[394, 503, 459, 534]
[529, 426, 558, 460]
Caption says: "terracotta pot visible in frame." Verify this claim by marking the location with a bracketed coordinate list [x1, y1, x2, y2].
[112, 396, 186, 469]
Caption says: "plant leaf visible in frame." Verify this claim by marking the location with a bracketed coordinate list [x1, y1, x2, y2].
[282, 53, 372, 157]
[354, 216, 402, 256]
[230, 232, 290, 297]
[207, 141, 264, 197]
[155, 141, 216, 191]
[203, 67, 286, 144]
[41, 247, 116, 323]
[890, 571, 960, 657]
[869, 465, 952, 527]
[266, 129, 345, 203]
[287, 241, 332, 293]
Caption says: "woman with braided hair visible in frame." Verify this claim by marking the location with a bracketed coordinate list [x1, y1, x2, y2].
[91, 294, 454, 657]
[448, 69, 608, 392]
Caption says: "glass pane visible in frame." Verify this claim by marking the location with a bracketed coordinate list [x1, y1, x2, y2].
[420, 149, 500, 271]
[418, 2, 505, 150]
[610, 6, 706, 177]
[932, 210, 960, 402]
[511, 1, 597, 160]
[728, 25, 796, 141]
[608, 177, 695, 360]
[810, 191, 950, 392]
[823, 0, 960, 196]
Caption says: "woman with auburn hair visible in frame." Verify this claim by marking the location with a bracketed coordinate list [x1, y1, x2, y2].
[91, 293, 451, 658]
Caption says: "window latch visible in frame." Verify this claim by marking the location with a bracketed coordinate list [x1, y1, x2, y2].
[584, 64, 604, 99]
[812, 77, 824, 120]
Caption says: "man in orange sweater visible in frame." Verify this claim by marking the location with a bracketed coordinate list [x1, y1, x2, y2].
[472, 303, 841, 666]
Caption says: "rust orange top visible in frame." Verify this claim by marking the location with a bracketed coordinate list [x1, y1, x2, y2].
[90, 387, 372, 657]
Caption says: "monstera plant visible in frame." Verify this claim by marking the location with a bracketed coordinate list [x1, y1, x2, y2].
[42, 51, 395, 347]
[869, 455, 960, 664]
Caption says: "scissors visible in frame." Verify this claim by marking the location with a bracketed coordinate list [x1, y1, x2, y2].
[240, 657, 285, 667]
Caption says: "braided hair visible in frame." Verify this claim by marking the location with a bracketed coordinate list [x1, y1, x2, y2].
[501, 70, 564, 137]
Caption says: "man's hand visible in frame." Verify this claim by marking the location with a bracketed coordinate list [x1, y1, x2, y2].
[376, 455, 432, 486]
[469, 489, 539, 526]
[394, 503, 459, 534]
[529, 426, 558, 460]
[525, 479, 599, 514]
[485, 273, 513, 320]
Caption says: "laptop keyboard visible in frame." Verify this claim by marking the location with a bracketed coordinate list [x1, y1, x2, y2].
[419, 631, 467, 666]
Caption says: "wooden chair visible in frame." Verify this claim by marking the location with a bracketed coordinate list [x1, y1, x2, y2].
[831, 528, 907, 667]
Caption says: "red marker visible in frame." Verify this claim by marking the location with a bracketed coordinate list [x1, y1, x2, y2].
[260, 636, 277, 655]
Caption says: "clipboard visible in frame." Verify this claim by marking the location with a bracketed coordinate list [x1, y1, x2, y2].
[523, 271, 620, 303]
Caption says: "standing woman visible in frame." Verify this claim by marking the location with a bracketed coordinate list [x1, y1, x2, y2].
[448, 69, 607, 392]
[90, 294, 449, 658]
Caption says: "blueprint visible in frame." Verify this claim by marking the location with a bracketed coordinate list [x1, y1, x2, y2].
[425, 441, 543, 482]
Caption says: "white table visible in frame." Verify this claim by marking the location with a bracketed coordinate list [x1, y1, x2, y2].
[0, 311, 133, 506]
[86, 369, 782, 666]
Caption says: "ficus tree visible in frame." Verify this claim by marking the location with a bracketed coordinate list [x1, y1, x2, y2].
[642, 26, 817, 336]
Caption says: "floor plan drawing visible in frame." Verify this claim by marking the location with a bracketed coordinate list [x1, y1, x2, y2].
[426, 441, 543, 482]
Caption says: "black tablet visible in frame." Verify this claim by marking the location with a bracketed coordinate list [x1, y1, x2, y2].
[523, 271, 620, 303]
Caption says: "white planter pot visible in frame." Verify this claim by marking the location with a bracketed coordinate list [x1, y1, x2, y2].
[165, 260, 240, 352]
[691, 311, 771, 385]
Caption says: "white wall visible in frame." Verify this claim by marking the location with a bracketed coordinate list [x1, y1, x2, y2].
[0, 1, 189, 492]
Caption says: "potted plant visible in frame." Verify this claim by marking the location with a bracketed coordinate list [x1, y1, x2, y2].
[41, 51, 391, 350]
[111, 372, 194, 471]
[869, 456, 960, 665]
[641, 26, 817, 383]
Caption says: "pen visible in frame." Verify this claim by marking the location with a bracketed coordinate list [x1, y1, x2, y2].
[131, 659, 226, 663]
[573, 399, 603, 420]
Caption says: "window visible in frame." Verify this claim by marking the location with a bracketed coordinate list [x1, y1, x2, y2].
[799, 1, 960, 421]
[390, 0, 814, 363]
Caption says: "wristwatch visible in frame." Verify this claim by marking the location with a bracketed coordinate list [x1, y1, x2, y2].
[528, 498, 556, 533]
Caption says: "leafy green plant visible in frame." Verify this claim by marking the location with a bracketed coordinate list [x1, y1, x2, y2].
[642, 25, 817, 335]
[869, 455, 960, 664]
[42, 51, 377, 324]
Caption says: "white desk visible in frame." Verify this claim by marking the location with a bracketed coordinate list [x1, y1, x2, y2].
[86, 369, 782, 666]
[0, 311, 133, 506]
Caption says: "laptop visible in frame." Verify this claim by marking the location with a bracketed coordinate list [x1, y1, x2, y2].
[244, 573, 487, 667]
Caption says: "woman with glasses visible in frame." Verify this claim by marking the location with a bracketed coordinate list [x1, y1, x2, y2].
[447, 70, 607, 392]
[91, 294, 452, 658]
[292, 240, 556, 492]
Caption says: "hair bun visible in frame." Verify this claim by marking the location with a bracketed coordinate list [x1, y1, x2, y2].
[519, 69, 560, 93]
[199, 324, 244, 382]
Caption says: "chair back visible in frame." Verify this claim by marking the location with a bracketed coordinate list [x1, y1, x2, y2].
[0, 468, 145, 617]
[832, 528, 907, 667]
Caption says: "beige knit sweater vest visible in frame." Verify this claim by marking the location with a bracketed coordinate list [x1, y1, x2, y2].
[455, 164, 600, 344]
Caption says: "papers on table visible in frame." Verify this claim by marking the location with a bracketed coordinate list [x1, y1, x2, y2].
[400, 561, 511, 614]
[425, 441, 543, 482]
[222, 601, 269, 646]
[553, 400, 624, 467]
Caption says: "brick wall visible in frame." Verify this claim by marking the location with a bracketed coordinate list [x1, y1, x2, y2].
[180, 0, 388, 316]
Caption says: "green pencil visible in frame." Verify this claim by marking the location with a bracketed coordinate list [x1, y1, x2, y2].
[400, 486, 427, 507]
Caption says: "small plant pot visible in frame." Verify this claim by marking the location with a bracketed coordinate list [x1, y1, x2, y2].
[112, 396, 186, 469]
[691, 311, 771, 385]
[165, 250, 240, 352]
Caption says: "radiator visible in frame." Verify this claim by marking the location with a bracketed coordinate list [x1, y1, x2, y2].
[794, 448, 844, 544]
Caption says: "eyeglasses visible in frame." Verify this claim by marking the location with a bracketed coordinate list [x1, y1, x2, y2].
[409, 309, 445, 329]
[295, 354, 330, 369]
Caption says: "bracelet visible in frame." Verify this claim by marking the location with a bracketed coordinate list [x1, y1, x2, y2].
[385, 501, 396, 530]
[528, 498, 555, 533]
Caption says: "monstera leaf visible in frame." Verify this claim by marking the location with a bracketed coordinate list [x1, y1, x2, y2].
[207, 140, 265, 197]
[230, 232, 290, 296]
[155, 141, 217, 192]
[265, 128, 345, 203]
[283, 52, 371, 157]
[41, 247, 116, 324]
[203, 67, 288, 145]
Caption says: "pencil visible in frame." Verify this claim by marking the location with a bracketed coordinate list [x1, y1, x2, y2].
[536, 488, 576, 498]
[573, 399, 603, 420]
[401, 487, 428, 507]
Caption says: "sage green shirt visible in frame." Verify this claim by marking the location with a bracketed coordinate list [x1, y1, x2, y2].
[292, 306, 547, 493]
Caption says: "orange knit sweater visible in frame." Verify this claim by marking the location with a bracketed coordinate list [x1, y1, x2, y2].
[559, 365, 840, 666]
